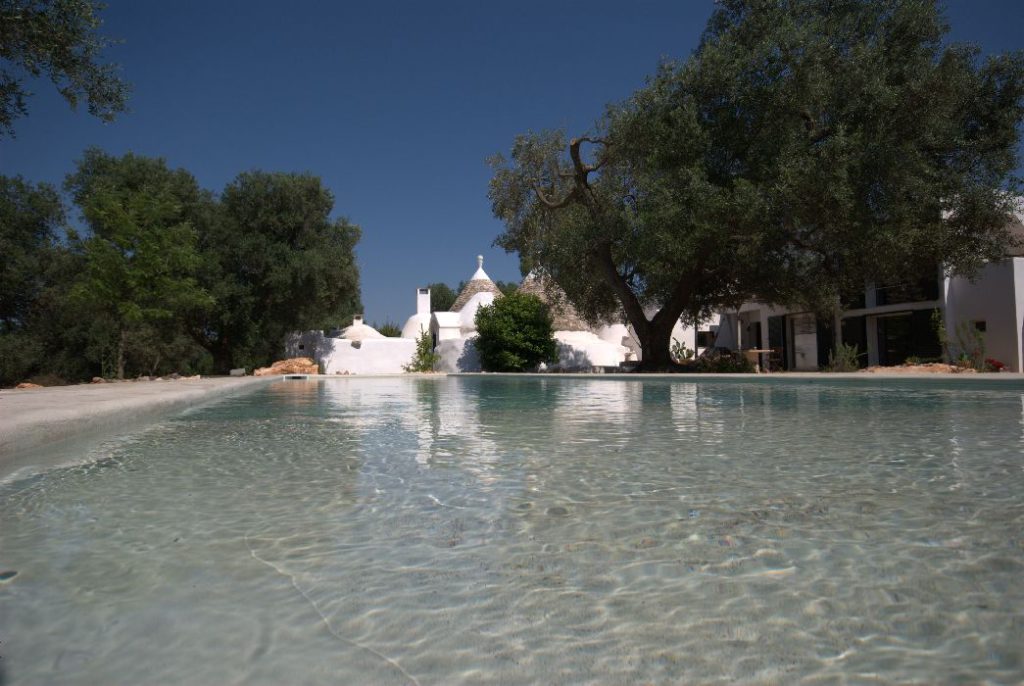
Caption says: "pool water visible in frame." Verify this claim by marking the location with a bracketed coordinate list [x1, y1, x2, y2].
[1, 377, 1023, 685]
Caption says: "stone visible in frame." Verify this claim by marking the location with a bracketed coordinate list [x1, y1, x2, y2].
[253, 357, 319, 377]
[229, 368, 246, 377]
[91, 377, 107, 384]
[15, 382, 42, 389]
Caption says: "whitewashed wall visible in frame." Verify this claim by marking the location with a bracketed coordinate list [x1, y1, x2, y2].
[550, 331, 627, 370]
[436, 338, 480, 372]
[322, 338, 417, 374]
[944, 259, 1022, 371]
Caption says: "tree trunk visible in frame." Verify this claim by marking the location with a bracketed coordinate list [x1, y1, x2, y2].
[211, 340, 233, 374]
[115, 330, 127, 380]
[634, 316, 684, 372]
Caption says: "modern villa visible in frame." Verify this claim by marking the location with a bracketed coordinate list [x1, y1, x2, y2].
[701, 212, 1024, 371]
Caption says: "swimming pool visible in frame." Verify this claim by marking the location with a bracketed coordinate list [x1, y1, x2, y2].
[1, 376, 1022, 684]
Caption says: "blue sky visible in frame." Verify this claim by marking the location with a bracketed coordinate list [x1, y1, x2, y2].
[2, 1, 1022, 324]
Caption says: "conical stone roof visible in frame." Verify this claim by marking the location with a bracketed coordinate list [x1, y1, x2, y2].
[518, 271, 591, 332]
[451, 255, 503, 312]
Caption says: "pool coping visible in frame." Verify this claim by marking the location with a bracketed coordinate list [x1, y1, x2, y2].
[0, 376, 273, 479]
[449, 371, 1024, 388]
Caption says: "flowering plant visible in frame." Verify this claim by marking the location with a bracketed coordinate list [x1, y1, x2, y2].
[984, 358, 1006, 372]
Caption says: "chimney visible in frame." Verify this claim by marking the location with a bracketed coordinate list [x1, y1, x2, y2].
[417, 287, 431, 315]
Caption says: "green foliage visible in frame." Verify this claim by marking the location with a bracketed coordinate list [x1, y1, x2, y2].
[489, 0, 1024, 371]
[0, 0, 130, 137]
[199, 171, 362, 371]
[403, 329, 439, 372]
[0, 176, 64, 332]
[427, 282, 456, 312]
[693, 351, 755, 374]
[373, 321, 402, 337]
[932, 309, 951, 362]
[474, 292, 557, 372]
[952, 321, 986, 370]
[824, 343, 861, 372]
[64, 149, 213, 379]
[670, 337, 694, 363]
[494, 280, 518, 296]
[0, 153, 364, 386]
[933, 308, 986, 369]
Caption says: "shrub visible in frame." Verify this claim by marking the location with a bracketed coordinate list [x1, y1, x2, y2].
[670, 338, 695, 362]
[374, 321, 402, 337]
[693, 350, 755, 373]
[403, 330, 439, 372]
[984, 357, 1006, 372]
[824, 342, 861, 372]
[474, 292, 558, 372]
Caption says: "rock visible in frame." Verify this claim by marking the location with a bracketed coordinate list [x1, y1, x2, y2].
[253, 357, 319, 376]
[167, 372, 181, 380]
[229, 368, 246, 377]
[15, 382, 42, 389]
[184, 374, 201, 380]
[861, 362, 977, 374]
[91, 377, 107, 384]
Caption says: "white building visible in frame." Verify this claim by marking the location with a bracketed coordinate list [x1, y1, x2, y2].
[286, 315, 415, 374]
[710, 213, 1024, 371]
[517, 271, 631, 370]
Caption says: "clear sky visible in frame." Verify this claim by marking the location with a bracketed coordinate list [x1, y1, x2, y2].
[2, 0, 1022, 325]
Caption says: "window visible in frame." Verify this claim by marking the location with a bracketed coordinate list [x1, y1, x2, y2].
[696, 331, 715, 348]
[974, 320, 987, 332]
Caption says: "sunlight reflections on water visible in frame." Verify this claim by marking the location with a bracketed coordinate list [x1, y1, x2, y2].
[1, 377, 1023, 685]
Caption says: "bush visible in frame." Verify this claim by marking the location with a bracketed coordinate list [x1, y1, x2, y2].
[474, 292, 558, 372]
[373, 321, 402, 337]
[984, 357, 1006, 372]
[692, 350, 755, 373]
[824, 342, 861, 372]
[403, 330, 440, 372]
[670, 338, 694, 362]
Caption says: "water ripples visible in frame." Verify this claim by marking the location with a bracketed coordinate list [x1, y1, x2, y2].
[1, 377, 1023, 684]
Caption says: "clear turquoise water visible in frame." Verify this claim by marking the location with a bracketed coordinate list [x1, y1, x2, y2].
[1, 377, 1023, 685]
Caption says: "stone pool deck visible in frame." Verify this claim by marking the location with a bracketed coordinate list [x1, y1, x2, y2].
[0, 376, 270, 477]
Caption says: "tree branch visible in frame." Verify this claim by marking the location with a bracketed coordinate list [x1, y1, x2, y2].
[531, 182, 576, 209]
[569, 137, 610, 180]
[594, 240, 650, 338]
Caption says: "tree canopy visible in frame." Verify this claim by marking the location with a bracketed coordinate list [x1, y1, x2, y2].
[65, 150, 213, 379]
[0, 154, 363, 386]
[199, 171, 362, 371]
[0, 0, 129, 137]
[489, 0, 1024, 370]
[427, 282, 457, 312]
[0, 175, 64, 332]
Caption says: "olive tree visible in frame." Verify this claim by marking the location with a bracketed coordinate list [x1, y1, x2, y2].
[0, 0, 129, 136]
[490, 0, 1024, 370]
